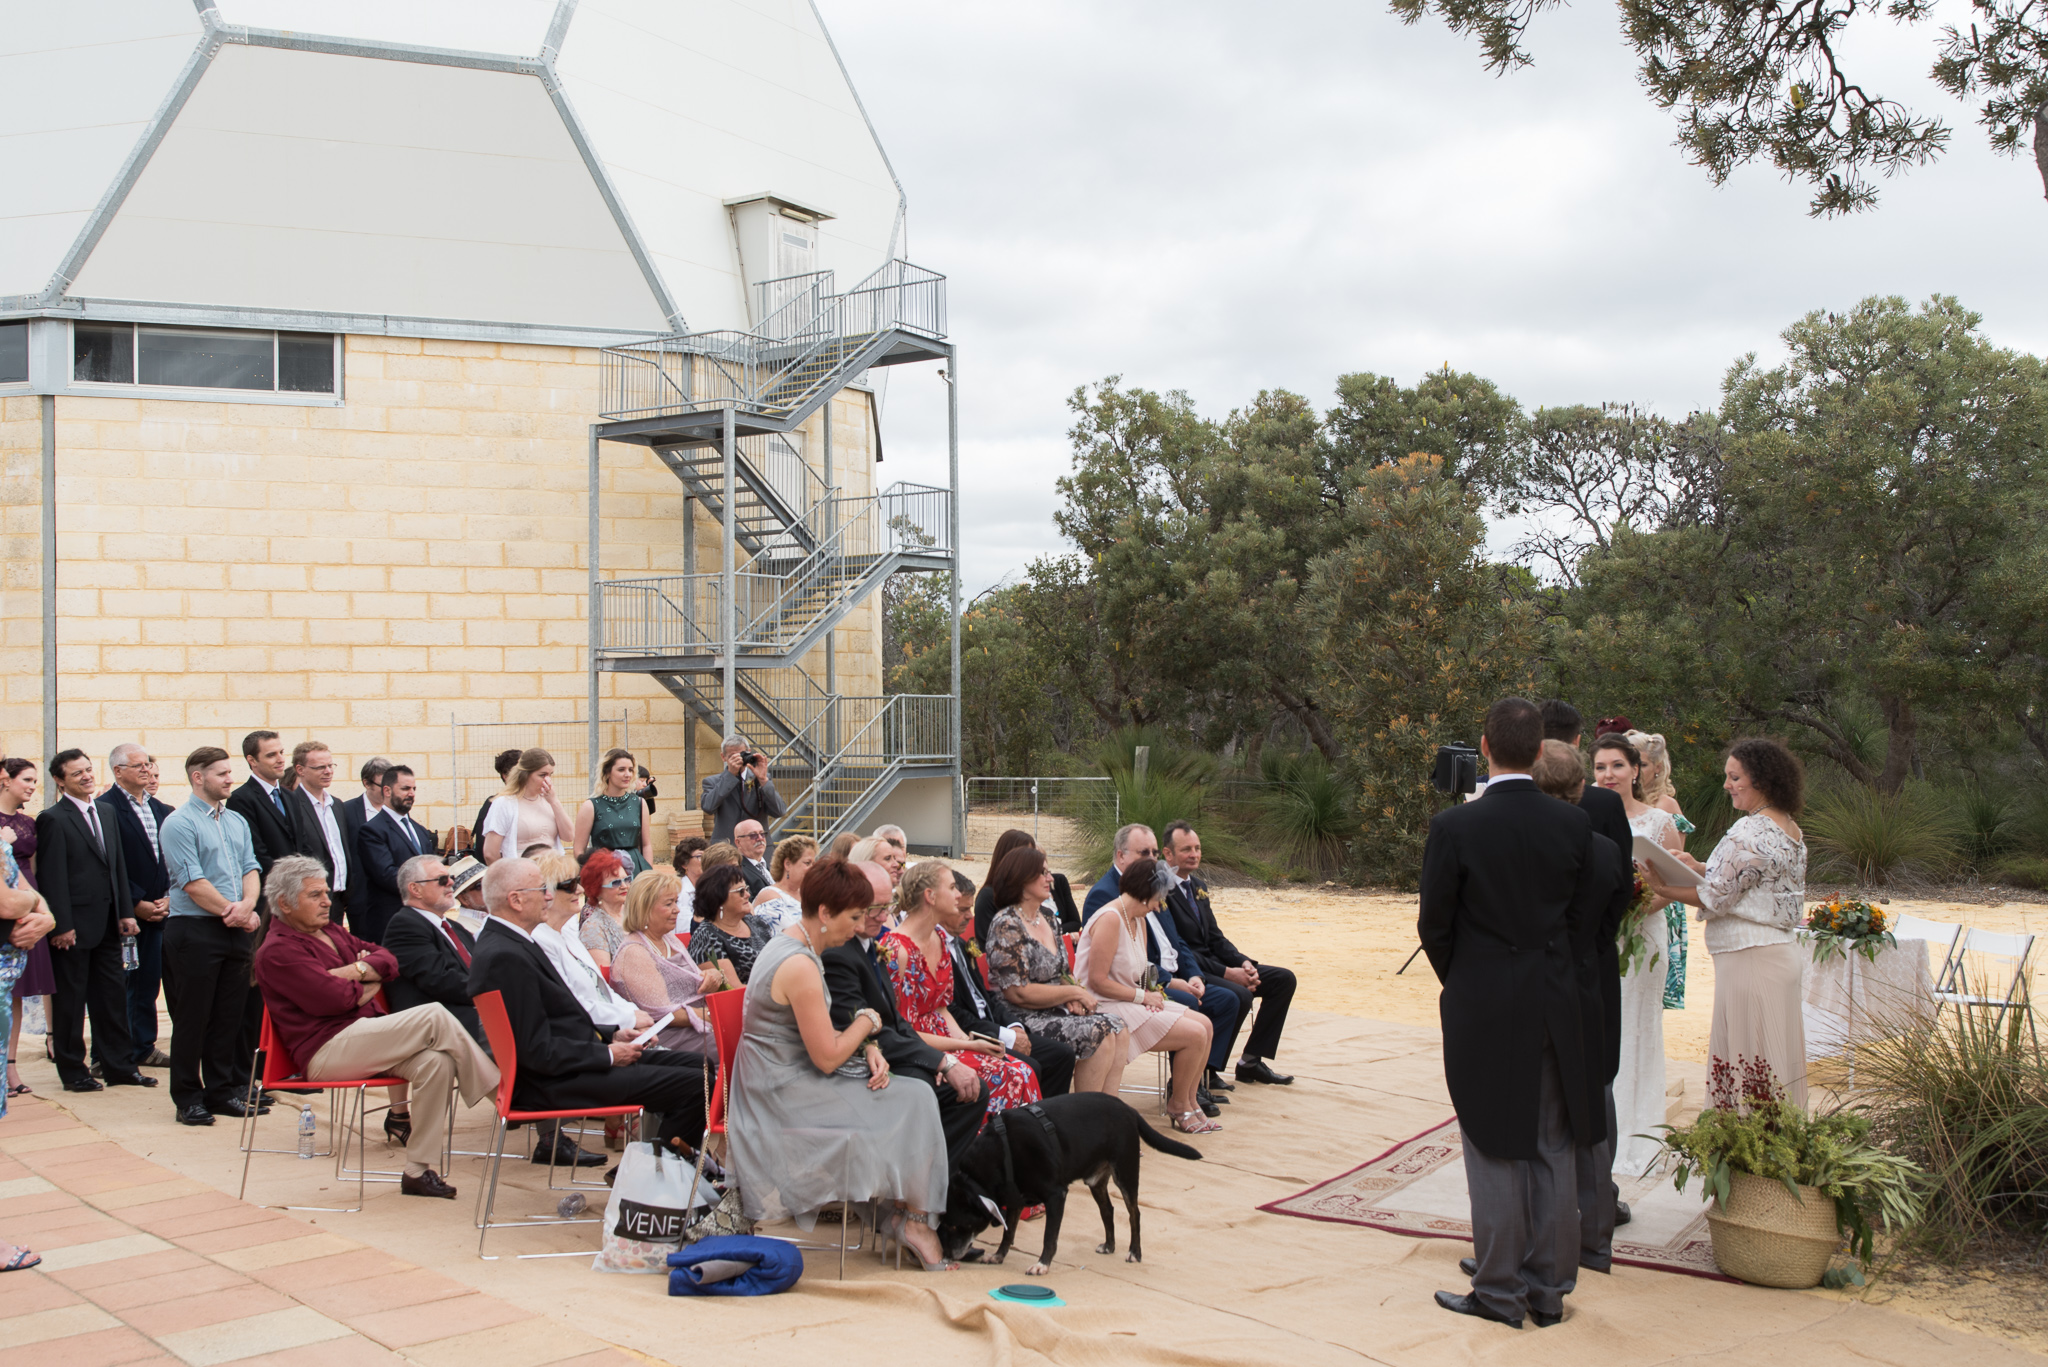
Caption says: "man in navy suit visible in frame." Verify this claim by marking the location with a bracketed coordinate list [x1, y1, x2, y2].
[1083, 823, 1240, 1116]
[98, 743, 176, 1071]
[353, 765, 438, 944]
[38, 749, 149, 1091]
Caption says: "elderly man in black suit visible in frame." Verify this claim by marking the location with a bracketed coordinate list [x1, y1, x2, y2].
[1419, 698, 1604, 1330]
[354, 765, 438, 944]
[943, 870, 1073, 1096]
[99, 743, 176, 1072]
[466, 857, 709, 1153]
[819, 863, 984, 1161]
[38, 749, 152, 1092]
[383, 853, 482, 1041]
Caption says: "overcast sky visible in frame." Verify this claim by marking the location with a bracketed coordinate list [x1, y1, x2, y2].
[821, 0, 2048, 594]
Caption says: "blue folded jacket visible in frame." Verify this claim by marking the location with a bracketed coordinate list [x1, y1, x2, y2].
[666, 1235, 804, 1297]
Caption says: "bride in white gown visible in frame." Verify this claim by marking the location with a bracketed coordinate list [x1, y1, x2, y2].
[1592, 732, 1682, 1176]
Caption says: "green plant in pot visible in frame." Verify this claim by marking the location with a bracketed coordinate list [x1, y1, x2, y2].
[1656, 1056, 1923, 1287]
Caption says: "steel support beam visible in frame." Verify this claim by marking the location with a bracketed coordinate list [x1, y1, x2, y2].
[588, 425, 602, 783]
[946, 354, 963, 858]
[722, 407, 738, 738]
[41, 396, 56, 781]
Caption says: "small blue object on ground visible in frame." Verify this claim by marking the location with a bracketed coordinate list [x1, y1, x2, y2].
[989, 1284, 1065, 1306]
[666, 1236, 804, 1296]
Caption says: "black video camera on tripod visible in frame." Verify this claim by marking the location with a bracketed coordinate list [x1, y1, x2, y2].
[1431, 743, 1479, 796]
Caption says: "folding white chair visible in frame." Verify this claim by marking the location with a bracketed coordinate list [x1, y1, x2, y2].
[1934, 928, 2038, 1049]
[1890, 913, 1965, 997]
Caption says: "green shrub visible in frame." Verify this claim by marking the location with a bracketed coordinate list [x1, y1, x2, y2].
[1858, 1010, 2048, 1256]
[1803, 783, 1966, 885]
[1246, 749, 1359, 879]
[1990, 855, 2048, 891]
[1944, 780, 2017, 864]
[1070, 729, 1256, 880]
[1675, 772, 1736, 859]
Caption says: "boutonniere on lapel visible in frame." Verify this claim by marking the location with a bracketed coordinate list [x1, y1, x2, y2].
[963, 940, 985, 964]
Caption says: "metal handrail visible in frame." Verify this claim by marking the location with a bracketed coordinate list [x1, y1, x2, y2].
[598, 260, 947, 423]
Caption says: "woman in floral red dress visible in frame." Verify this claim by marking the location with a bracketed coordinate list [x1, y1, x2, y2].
[881, 861, 1041, 1124]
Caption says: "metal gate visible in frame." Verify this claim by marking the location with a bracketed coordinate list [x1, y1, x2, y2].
[450, 713, 629, 830]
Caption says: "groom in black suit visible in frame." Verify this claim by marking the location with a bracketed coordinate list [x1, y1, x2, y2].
[1419, 698, 1603, 1328]
[38, 750, 148, 1091]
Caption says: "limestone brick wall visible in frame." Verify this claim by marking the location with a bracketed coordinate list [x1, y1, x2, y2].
[4, 336, 890, 838]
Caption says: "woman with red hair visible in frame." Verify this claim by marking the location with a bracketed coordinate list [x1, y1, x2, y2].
[577, 848, 632, 968]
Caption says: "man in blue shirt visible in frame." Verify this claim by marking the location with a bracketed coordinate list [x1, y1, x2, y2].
[160, 746, 264, 1127]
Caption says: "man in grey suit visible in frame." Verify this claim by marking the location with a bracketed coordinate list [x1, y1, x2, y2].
[698, 734, 783, 843]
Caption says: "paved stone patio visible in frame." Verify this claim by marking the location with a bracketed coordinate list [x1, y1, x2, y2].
[0, 1093, 644, 1367]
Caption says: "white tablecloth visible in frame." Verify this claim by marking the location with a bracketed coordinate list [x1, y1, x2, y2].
[1800, 933, 1937, 1057]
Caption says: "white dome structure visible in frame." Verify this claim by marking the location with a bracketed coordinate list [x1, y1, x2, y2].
[0, 0, 907, 342]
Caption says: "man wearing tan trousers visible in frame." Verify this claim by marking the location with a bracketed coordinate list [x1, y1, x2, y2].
[251, 855, 497, 1199]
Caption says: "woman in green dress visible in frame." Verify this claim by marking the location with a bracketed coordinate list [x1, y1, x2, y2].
[575, 748, 652, 876]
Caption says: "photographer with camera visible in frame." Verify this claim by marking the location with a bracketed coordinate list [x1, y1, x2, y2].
[699, 734, 785, 844]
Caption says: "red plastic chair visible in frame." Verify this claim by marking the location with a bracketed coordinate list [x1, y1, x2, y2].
[236, 1007, 408, 1213]
[1062, 932, 1077, 972]
[472, 990, 643, 1259]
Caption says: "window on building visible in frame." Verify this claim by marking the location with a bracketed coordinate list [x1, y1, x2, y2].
[0, 321, 28, 384]
[72, 322, 337, 394]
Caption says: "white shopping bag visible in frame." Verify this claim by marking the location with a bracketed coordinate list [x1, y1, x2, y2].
[593, 1142, 715, 1274]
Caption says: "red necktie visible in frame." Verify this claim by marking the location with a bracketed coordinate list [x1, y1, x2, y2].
[442, 920, 471, 966]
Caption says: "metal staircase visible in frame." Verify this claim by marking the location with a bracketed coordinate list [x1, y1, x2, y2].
[592, 260, 956, 846]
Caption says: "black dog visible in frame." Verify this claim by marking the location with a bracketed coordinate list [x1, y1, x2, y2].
[937, 1092, 1201, 1274]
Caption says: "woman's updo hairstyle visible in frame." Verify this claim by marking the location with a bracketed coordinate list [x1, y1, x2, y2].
[1118, 857, 1170, 903]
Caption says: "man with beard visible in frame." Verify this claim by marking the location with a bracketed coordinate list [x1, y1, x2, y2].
[353, 766, 438, 944]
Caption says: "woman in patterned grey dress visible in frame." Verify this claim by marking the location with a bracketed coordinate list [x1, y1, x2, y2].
[981, 846, 1124, 1095]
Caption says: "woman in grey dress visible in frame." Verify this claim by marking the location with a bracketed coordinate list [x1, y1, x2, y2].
[727, 857, 955, 1269]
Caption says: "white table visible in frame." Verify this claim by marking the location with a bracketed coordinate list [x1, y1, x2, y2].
[1800, 932, 1937, 1059]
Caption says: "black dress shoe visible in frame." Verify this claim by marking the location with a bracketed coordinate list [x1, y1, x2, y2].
[400, 1168, 458, 1199]
[102, 1071, 158, 1087]
[1460, 1256, 1478, 1277]
[1581, 1258, 1612, 1274]
[1532, 1309, 1564, 1328]
[1614, 1199, 1632, 1226]
[1206, 1068, 1236, 1092]
[1196, 1086, 1220, 1119]
[206, 1096, 270, 1117]
[62, 1077, 106, 1093]
[1434, 1290, 1521, 1328]
[176, 1104, 216, 1126]
[533, 1139, 606, 1168]
[1235, 1058, 1294, 1085]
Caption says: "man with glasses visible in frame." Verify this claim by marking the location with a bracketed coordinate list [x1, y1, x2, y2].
[468, 859, 710, 1160]
[355, 765, 437, 945]
[99, 743, 176, 1072]
[732, 819, 773, 897]
[383, 856, 482, 1041]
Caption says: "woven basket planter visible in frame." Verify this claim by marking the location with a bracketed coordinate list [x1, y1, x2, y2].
[1704, 1172, 1843, 1288]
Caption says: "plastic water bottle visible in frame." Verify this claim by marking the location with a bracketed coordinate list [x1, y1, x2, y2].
[556, 1192, 586, 1218]
[121, 935, 138, 972]
[297, 1106, 316, 1159]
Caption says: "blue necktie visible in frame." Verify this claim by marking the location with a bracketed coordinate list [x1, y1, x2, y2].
[271, 788, 287, 819]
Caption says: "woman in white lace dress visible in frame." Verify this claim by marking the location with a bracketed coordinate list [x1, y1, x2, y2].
[1645, 738, 1809, 1107]
[1592, 733, 1681, 1172]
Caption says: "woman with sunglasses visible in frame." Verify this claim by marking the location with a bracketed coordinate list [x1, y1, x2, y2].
[577, 849, 633, 969]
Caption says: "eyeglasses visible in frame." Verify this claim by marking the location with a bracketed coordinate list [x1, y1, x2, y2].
[602, 879, 630, 889]
[738, 831, 766, 842]
[412, 875, 454, 887]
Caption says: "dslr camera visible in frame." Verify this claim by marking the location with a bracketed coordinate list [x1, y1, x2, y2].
[1431, 744, 1478, 796]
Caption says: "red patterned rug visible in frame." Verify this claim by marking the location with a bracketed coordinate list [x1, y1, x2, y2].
[1258, 1118, 1732, 1280]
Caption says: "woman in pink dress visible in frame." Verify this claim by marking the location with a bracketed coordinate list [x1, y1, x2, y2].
[1075, 857, 1218, 1135]
[881, 861, 1040, 1124]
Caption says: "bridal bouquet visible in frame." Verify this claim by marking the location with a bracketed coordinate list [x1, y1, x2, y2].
[1616, 873, 1661, 978]
[1803, 896, 1895, 965]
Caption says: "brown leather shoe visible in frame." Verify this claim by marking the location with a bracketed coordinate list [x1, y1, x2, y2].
[400, 1169, 457, 1199]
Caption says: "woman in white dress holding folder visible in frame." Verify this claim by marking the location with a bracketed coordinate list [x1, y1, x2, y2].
[1592, 733, 1681, 1173]
[1645, 737, 1809, 1107]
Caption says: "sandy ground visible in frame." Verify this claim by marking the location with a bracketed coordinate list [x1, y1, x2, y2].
[7, 817, 2044, 1363]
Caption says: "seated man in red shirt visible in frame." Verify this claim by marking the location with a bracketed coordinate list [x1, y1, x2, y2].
[252, 855, 497, 1199]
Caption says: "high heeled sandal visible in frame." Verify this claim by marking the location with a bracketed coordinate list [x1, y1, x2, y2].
[1170, 1109, 1221, 1135]
[384, 1110, 412, 1147]
[879, 1208, 957, 1271]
